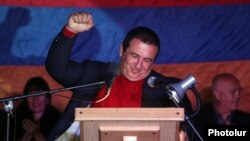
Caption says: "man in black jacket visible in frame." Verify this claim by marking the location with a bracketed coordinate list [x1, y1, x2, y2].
[46, 11, 193, 141]
[192, 73, 250, 141]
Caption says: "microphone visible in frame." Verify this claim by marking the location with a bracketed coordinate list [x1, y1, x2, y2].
[147, 76, 165, 88]
[4, 101, 13, 111]
[148, 74, 203, 141]
[147, 74, 196, 103]
[3, 101, 14, 117]
[168, 74, 196, 103]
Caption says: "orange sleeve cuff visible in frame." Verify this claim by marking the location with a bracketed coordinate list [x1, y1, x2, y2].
[63, 26, 77, 38]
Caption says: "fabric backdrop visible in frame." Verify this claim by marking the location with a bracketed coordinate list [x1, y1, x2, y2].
[0, 0, 250, 113]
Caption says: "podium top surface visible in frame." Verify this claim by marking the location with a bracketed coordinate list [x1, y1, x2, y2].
[75, 108, 184, 121]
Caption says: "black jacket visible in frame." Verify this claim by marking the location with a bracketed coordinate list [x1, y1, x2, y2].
[192, 103, 250, 141]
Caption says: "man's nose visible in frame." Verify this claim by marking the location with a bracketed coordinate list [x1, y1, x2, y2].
[234, 90, 240, 99]
[135, 59, 143, 69]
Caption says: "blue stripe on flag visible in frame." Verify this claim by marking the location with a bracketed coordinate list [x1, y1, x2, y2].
[0, 4, 249, 65]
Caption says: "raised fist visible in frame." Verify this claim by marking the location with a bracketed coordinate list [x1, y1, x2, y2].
[66, 12, 94, 33]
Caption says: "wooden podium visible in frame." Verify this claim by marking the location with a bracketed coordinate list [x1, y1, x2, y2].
[75, 108, 184, 141]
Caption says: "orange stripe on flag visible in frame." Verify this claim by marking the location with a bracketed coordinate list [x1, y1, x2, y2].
[1, 61, 250, 113]
[0, 66, 71, 113]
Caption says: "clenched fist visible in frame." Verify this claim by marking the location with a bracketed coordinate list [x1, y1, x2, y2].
[66, 12, 94, 33]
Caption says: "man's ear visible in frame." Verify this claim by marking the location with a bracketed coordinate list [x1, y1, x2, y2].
[213, 90, 220, 101]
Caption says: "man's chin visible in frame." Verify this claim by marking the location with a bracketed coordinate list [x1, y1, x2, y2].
[127, 74, 147, 81]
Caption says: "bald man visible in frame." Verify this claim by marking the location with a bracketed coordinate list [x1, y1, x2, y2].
[192, 73, 250, 141]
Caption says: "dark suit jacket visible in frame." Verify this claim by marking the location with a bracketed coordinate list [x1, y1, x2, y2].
[46, 30, 194, 140]
[192, 103, 250, 141]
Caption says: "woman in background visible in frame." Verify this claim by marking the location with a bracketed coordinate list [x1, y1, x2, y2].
[15, 77, 61, 141]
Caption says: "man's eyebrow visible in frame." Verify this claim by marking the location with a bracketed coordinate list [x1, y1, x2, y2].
[130, 52, 154, 61]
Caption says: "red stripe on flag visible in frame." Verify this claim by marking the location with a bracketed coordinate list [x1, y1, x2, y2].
[1, 0, 250, 7]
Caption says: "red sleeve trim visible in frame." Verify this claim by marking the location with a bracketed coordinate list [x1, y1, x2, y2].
[63, 26, 77, 38]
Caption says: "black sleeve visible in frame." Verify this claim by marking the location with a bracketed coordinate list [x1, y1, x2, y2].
[45, 30, 84, 87]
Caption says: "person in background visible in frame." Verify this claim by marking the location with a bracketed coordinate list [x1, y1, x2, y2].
[45, 11, 194, 141]
[192, 73, 250, 141]
[14, 77, 61, 141]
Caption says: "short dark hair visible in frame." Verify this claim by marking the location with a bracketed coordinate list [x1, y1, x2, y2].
[122, 26, 160, 58]
[23, 76, 51, 102]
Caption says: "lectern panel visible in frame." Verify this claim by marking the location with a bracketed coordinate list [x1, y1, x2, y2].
[100, 126, 159, 141]
[75, 108, 184, 141]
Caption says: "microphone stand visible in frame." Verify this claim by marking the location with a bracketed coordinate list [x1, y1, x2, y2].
[3, 101, 14, 141]
[6, 112, 11, 141]
[0, 81, 105, 103]
[0, 81, 105, 141]
[166, 86, 204, 141]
